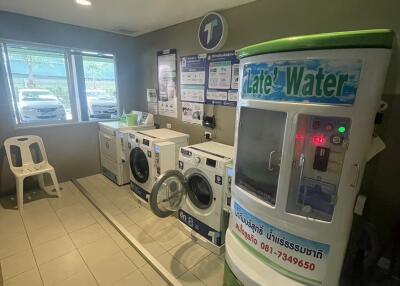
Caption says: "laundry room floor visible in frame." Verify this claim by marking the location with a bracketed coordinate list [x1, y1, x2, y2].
[0, 175, 224, 286]
[76, 174, 225, 286]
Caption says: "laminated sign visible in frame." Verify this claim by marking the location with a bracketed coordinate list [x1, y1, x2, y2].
[242, 59, 362, 105]
[232, 202, 330, 285]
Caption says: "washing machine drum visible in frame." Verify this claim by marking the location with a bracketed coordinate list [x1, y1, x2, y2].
[187, 173, 213, 209]
[130, 147, 149, 183]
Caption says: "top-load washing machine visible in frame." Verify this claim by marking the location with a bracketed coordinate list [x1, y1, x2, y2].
[98, 112, 154, 185]
[127, 128, 190, 204]
[149, 141, 234, 254]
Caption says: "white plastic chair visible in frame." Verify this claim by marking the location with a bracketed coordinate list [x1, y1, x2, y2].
[4, 135, 61, 213]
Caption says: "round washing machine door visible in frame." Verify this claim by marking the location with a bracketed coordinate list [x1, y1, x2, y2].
[129, 147, 149, 183]
[150, 170, 188, 218]
[186, 172, 213, 210]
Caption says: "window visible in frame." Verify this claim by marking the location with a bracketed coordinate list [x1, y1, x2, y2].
[82, 55, 118, 120]
[1, 42, 119, 126]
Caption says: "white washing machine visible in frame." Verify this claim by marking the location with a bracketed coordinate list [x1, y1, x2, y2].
[98, 112, 154, 185]
[149, 141, 234, 254]
[127, 128, 189, 204]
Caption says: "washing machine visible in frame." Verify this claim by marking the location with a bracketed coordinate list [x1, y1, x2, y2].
[149, 141, 234, 254]
[98, 112, 154, 185]
[127, 128, 189, 204]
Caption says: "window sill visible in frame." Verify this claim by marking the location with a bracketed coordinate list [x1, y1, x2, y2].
[14, 118, 117, 130]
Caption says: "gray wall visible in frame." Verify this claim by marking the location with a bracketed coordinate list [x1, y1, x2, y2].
[131, 0, 400, 240]
[0, 11, 139, 194]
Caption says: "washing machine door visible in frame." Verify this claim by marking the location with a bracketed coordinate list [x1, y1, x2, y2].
[130, 147, 149, 183]
[150, 170, 188, 218]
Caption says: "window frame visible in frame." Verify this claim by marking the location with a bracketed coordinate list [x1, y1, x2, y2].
[0, 38, 120, 129]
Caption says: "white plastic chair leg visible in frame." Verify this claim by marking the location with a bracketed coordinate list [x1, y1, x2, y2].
[49, 170, 61, 198]
[16, 178, 24, 214]
[38, 174, 45, 190]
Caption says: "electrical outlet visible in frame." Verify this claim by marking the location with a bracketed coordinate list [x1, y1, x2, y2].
[204, 132, 212, 140]
[166, 123, 172, 129]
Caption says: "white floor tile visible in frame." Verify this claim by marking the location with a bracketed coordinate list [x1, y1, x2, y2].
[168, 240, 211, 270]
[69, 223, 108, 248]
[39, 250, 87, 286]
[0, 249, 36, 280]
[54, 268, 97, 286]
[112, 269, 151, 286]
[78, 236, 120, 267]
[190, 254, 224, 286]
[3, 267, 42, 286]
[27, 223, 67, 247]
[33, 235, 75, 265]
[157, 252, 187, 278]
[0, 234, 31, 260]
[178, 271, 206, 286]
[139, 264, 168, 286]
[122, 247, 148, 268]
[87, 251, 136, 286]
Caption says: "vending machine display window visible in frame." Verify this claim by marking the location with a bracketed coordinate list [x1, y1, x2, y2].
[235, 107, 287, 206]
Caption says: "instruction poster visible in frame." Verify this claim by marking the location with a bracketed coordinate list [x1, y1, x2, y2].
[181, 102, 204, 125]
[146, 88, 158, 115]
[180, 54, 206, 102]
[206, 51, 239, 106]
[157, 49, 178, 118]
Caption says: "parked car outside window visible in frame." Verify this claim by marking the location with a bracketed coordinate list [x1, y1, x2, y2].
[86, 89, 118, 119]
[17, 89, 66, 123]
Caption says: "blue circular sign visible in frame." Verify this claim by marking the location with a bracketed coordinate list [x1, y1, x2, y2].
[198, 12, 228, 51]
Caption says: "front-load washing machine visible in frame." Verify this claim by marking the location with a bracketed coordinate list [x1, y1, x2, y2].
[127, 128, 189, 204]
[98, 112, 154, 185]
[149, 141, 234, 254]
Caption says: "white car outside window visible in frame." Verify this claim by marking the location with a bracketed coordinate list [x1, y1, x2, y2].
[86, 89, 118, 119]
[17, 89, 66, 123]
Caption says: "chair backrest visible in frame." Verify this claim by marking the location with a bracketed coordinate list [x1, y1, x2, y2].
[4, 135, 48, 172]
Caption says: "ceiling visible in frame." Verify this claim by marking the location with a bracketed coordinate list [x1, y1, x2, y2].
[0, 0, 255, 36]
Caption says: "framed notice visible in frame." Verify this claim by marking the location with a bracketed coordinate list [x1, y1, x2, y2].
[157, 49, 178, 118]
[206, 51, 239, 106]
[180, 54, 207, 102]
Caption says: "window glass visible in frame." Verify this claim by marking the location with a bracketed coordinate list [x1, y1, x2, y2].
[6, 45, 71, 123]
[82, 55, 118, 120]
[235, 107, 287, 206]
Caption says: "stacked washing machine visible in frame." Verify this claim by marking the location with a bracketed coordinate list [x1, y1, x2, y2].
[127, 128, 190, 204]
[98, 112, 154, 186]
[149, 141, 234, 254]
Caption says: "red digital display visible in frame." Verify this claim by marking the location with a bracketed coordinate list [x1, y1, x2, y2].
[312, 135, 325, 145]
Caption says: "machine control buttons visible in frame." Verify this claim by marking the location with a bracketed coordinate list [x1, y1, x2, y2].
[193, 157, 201, 164]
[325, 123, 333, 132]
[179, 161, 184, 169]
[215, 175, 223, 185]
[330, 134, 343, 145]
[147, 151, 152, 158]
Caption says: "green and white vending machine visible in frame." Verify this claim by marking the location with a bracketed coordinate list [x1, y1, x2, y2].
[224, 30, 393, 286]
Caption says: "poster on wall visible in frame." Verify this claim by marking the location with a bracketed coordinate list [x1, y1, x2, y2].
[146, 88, 158, 115]
[180, 54, 206, 102]
[181, 101, 204, 125]
[157, 49, 178, 118]
[206, 51, 239, 106]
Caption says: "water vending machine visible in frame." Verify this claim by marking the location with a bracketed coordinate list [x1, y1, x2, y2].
[224, 30, 394, 286]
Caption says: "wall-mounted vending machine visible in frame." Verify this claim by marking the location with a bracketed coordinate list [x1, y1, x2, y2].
[224, 30, 394, 286]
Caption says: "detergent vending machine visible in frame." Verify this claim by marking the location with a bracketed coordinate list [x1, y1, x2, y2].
[224, 30, 393, 286]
